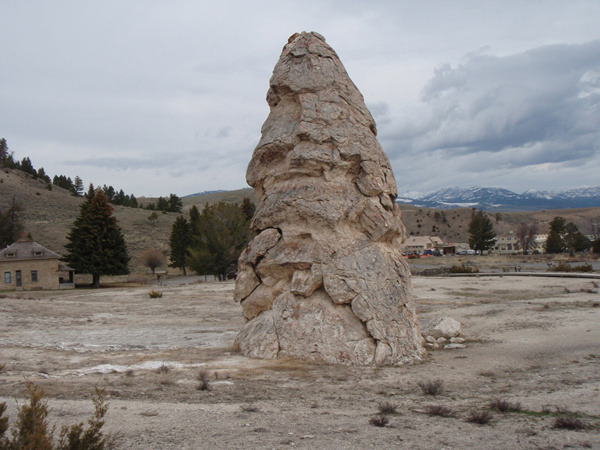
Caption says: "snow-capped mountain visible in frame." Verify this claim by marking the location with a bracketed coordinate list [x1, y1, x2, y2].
[396, 186, 600, 211]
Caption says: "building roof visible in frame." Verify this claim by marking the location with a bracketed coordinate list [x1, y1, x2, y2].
[0, 236, 62, 262]
[402, 236, 445, 247]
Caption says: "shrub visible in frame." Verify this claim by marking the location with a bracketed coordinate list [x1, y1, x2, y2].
[418, 379, 444, 396]
[57, 388, 116, 449]
[548, 262, 593, 273]
[156, 364, 170, 374]
[0, 383, 115, 449]
[148, 290, 163, 298]
[449, 263, 479, 274]
[241, 405, 260, 413]
[369, 415, 389, 427]
[466, 410, 493, 424]
[552, 416, 587, 430]
[377, 402, 398, 415]
[489, 398, 522, 413]
[197, 371, 211, 391]
[425, 405, 455, 417]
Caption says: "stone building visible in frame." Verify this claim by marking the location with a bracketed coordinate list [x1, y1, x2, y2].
[401, 236, 444, 255]
[0, 236, 74, 290]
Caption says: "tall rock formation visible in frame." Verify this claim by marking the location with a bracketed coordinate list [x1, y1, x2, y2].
[234, 32, 425, 365]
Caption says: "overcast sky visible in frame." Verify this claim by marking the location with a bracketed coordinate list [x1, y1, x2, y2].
[1, 1, 599, 197]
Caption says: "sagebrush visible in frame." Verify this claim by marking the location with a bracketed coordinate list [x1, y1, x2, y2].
[0, 383, 116, 449]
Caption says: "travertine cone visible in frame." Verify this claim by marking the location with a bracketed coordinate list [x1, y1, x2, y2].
[234, 32, 425, 365]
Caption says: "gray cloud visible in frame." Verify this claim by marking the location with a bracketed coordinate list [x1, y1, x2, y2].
[2, 2, 600, 195]
[386, 41, 600, 164]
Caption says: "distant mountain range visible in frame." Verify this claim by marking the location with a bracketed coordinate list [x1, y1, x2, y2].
[396, 186, 600, 211]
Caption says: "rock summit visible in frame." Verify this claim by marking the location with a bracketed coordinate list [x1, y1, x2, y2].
[234, 32, 425, 365]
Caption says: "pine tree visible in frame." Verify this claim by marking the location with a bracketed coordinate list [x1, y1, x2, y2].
[187, 202, 251, 279]
[0, 197, 24, 248]
[468, 210, 496, 254]
[73, 176, 84, 196]
[167, 194, 183, 213]
[240, 197, 256, 221]
[545, 216, 567, 254]
[64, 189, 130, 287]
[169, 216, 191, 275]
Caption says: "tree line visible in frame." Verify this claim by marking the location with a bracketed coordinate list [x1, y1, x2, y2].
[467, 210, 599, 255]
[168, 198, 255, 279]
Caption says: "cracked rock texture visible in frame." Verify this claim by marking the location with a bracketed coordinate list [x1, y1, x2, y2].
[234, 31, 425, 365]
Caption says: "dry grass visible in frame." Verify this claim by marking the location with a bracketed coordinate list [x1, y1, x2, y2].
[241, 404, 260, 413]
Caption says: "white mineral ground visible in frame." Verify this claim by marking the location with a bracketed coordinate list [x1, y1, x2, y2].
[1, 276, 599, 448]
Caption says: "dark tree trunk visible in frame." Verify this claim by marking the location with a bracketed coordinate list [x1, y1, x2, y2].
[92, 274, 100, 288]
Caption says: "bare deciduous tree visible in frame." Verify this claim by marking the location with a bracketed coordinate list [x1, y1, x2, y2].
[140, 248, 166, 274]
[515, 222, 539, 254]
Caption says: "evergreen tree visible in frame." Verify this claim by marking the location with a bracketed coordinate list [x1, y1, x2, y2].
[544, 229, 565, 254]
[187, 202, 251, 280]
[0, 197, 24, 248]
[167, 194, 183, 213]
[19, 157, 36, 177]
[0, 138, 15, 168]
[169, 216, 191, 275]
[468, 210, 496, 254]
[64, 189, 129, 287]
[73, 176, 84, 196]
[36, 167, 51, 184]
[156, 196, 169, 212]
[240, 197, 256, 221]
[592, 239, 600, 255]
[544, 216, 567, 254]
[0, 138, 8, 161]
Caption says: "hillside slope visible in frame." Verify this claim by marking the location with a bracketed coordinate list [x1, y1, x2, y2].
[3, 170, 598, 266]
[0, 169, 178, 268]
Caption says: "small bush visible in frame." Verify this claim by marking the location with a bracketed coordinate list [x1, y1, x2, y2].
[489, 398, 522, 412]
[450, 263, 479, 274]
[425, 405, 455, 417]
[549, 262, 593, 273]
[156, 364, 170, 374]
[377, 402, 398, 415]
[241, 404, 260, 413]
[369, 415, 389, 427]
[467, 410, 493, 425]
[418, 379, 444, 396]
[552, 416, 587, 430]
[197, 371, 211, 391]
[148, 290, 163, 298]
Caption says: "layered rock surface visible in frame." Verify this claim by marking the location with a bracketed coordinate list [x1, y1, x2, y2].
[234, 32, 425, 365]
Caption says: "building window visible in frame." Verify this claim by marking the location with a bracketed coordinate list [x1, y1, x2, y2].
[6, 253, 16, 258]
[31, 270, 38, 282]
[4, 272, 10, 283]
[33, 251, 43, 256]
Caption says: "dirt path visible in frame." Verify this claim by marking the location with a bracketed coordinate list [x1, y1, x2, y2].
[1, 277, 599, 448]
